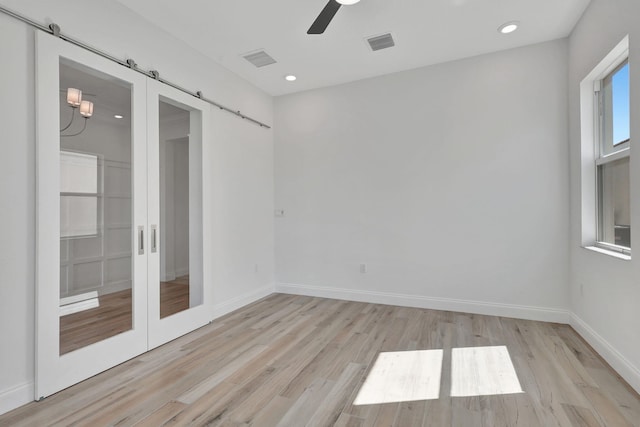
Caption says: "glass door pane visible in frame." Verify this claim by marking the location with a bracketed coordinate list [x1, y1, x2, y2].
[147, 82, 210, 350]
[59, 59, 134, 354]
[158, 100, 200, 318]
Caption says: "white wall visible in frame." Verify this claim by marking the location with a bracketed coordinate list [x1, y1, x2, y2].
[210, 107, 275, 305]
[275, 39, 570, 320]
[0, 10, 36, 416]
[0, 0, 274, 414]
[568, 0, 640, 392]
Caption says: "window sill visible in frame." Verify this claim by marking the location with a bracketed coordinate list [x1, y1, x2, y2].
[583, 245, 631, 261]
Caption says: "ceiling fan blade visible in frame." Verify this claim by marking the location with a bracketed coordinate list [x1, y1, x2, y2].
[307, 0, 342, 34]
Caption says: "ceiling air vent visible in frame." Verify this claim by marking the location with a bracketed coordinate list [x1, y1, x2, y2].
[366, 33, 395, 52]
[242, 50, 277, 68]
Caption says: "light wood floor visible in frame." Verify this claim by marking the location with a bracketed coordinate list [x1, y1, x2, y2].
[6, 294, 639, 426]
[60, 278, 190, 354]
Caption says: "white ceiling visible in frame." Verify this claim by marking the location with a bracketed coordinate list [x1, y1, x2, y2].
[115, 0, 590, 96]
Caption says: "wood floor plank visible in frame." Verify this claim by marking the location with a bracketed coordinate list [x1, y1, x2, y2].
[581, 386, 634, 427]
[488, 393, 541, 427]
[395, 400, 428, 427]
[162, 380, 238, 426]
[333, 413, 365, 427]
[545, 335, 599, 388]
[365, 402, 399, 427]
[306, 362, 366, 427]
[276, 377, 336, 427]
[248, 396, 292, 427]
[3, 294, 640, 427]
[175, 364, 280, 426]
[423, 398, 452, 427]
[585, 365, 640, 425]
[177, 344, 268, 404]
[132, 401, 188, 427]
[561, 403, 602, 427]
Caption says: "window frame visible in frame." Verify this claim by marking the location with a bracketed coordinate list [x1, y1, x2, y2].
[594, 58, 630, 255]
[580, 36, 631, 258]
[59, 149, 104, 240]
[598, 59, 630, 156]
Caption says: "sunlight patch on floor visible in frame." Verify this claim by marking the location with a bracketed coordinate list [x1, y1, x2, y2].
[450, 345, 523, 397]
[354, 349, 443, 405]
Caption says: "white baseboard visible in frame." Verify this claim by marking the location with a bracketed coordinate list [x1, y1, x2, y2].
[0, 381, 33, 416]
[161, 274, 176, 282]
[98, 281, 132, 296]
[275, 283, 570, 324]
[59, 297, 99, 316]
[174, 268, 189, 278]
[161, 269, 189, 282]
[569, 313, 640, 394]
[211, 283, 275, 320]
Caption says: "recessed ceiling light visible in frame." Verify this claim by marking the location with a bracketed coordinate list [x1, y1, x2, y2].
[285, 75, 297, 82]
[336, 0, 360, 4]
[114, 114, 123, 119]
[498, 22, 519, 34]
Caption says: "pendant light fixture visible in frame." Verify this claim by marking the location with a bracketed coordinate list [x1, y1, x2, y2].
[60, 87, 94, 137]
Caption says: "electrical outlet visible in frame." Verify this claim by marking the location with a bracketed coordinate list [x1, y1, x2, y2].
[360, 263, 367, 274]
[254, 263, 259, 273]
[274, 209, 285, 217]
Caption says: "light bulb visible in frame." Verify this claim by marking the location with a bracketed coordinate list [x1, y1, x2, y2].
[66, 88, 82, 107]
[79, 101, 94, 118]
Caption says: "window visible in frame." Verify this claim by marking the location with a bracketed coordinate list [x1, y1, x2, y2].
[60, 150, 102, 238]
[581, 36, 631, 257]
[600, 61, 630, 153]
[596, 60, 630, 252]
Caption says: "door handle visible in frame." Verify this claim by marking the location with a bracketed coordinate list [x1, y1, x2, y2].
[151, 225, 157, 253]
[138, 226, 144, 255]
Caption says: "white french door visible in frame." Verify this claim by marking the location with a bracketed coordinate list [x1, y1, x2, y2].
[36, 32, 212, 399]
[146, 80, 212, 349]
[36, 32, 149, 399]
